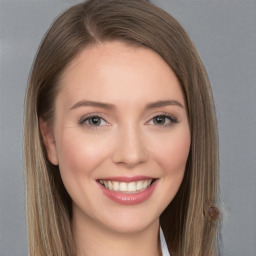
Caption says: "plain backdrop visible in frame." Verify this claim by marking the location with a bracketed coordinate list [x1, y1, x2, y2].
[0, 0, 255, 255]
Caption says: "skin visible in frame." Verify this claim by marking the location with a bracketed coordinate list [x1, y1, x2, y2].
[40, 41, 191, 256]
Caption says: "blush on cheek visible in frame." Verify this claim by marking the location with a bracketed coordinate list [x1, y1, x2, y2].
[57, 133, 111, 178]
[155, 133, 190, 175]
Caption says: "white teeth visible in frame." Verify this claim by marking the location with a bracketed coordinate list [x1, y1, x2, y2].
[143, 180, 148, 189]
[136, 181, 143, 190]
[127, 182, 136, 192]
[113, 181, 119, 191]
[99, 179, 154, 193]
[107, 181, 113, 190]
[119, 182, 127, 191]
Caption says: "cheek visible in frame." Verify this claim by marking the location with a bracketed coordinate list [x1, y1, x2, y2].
[55, 131, 110, 188]
[151, 127, 191, 176]
[152, 127, 190, 207]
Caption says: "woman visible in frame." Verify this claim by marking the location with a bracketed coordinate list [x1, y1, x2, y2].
[24, 0, 221, 255]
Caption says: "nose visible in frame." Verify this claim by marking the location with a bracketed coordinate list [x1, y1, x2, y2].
[111, 126, 148, 168]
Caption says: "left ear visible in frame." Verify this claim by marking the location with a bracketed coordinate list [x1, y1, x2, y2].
[39, 117, 59, 165]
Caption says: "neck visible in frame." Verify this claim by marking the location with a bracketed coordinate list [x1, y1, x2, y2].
[72, 207, 162, 256]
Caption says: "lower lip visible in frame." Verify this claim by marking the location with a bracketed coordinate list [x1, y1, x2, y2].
[98, 180, 158, 205]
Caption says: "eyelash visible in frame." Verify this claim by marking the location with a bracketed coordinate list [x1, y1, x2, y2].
[78, 113, 107, 130]
[79, 112, 178, 130]
[147, 113, 178, 126]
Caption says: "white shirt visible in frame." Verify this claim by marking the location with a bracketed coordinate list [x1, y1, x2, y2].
[160, 227, 171, 256]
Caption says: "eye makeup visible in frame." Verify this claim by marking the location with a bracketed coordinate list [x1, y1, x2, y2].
[78, 111, 179, 131]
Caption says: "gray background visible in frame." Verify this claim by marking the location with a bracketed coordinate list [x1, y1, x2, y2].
[0, 0, 255, 255]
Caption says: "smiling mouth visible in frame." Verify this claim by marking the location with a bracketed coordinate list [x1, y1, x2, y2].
[98, 179, 156, 194]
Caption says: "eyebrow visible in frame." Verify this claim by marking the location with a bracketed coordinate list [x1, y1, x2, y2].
[69, 99, 184, 111]
[146, 100, 184, 109]
[70, 100, 116, 110]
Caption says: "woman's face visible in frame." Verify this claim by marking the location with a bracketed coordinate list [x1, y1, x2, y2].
[42, 41, 191, 233]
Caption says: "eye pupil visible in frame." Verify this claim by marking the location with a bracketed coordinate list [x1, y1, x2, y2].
[153, 115, 166, 125]
[89, 116, 101, 126]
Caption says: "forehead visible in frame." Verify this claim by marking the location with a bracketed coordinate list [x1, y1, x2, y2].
[57, 41, 185, 109]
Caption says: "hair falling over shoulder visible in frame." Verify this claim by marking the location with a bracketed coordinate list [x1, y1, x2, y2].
[24, 0, 221, 255]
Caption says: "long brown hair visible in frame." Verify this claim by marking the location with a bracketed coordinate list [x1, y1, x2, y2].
[24, 0, 221, 255]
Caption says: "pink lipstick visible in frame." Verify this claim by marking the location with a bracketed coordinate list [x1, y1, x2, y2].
[97, 176, 158, 205]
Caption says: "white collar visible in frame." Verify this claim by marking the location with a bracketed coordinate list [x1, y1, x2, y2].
[160, 227, 171, 256]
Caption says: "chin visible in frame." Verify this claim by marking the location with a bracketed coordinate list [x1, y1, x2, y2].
[95, 206, 160, 235]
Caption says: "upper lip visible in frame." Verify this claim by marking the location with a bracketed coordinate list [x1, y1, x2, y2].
[97, 176, 156, 182]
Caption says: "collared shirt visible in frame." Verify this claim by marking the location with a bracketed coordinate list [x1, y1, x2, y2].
[160, 227, 171, 256]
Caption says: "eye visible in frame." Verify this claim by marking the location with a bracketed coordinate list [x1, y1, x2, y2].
[80, 115, 107, 127]
[148, 114, 178, 126]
